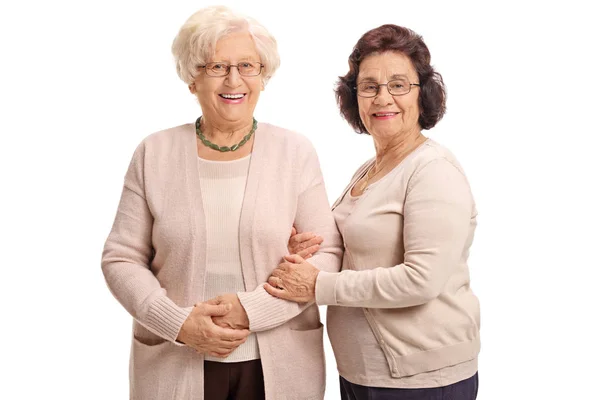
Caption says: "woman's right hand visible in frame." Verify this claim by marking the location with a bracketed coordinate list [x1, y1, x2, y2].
[288, 227, 323, 259]
[177, 301, 250, 358]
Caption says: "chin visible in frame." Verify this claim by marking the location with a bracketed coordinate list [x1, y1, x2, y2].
[372, 127, 402, 137]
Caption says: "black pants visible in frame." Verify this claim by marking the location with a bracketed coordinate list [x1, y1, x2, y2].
[204, 359, 265, 400]
[340, 372, 478, 400]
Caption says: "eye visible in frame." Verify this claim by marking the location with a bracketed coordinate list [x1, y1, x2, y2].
[239, 62, 252, 68]
[360, 83, 378, 91]
[389, 81, 405, 89]
[211, 63, 227, 70]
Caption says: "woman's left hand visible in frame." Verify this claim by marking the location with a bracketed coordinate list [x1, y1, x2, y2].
[288, 227, 323, 259]
[264, 254, 319, 303]
[199, 293, 250, 330]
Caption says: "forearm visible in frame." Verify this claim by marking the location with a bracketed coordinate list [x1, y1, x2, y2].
[315, 261, 451, 308]
[316, 158, 473, 309]
[102, 180, 191, 342]
[293, 168, 343, 274]
[102, 259, 192, 341]
[239, 143, 342, 330]
[237, 286, 312, 331]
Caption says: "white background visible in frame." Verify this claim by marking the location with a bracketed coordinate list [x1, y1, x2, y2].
[1, 1, 599, 399]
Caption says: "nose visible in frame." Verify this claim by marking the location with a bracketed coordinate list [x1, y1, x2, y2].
[373, 86, 393, 106]
[224, 66, 242, 87]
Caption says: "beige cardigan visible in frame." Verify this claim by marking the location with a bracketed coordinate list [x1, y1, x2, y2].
[317, 140, 480, 379]
[102, 122, 342, 400]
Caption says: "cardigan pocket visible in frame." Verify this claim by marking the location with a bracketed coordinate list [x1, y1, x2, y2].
[270, 323, 326, 400]
[133, 333, 167, 347]
[130, 337, 187, 400]
[290, 321, 324, 332]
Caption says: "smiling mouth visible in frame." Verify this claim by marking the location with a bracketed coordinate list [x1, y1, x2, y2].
[219, 93, 246, 99]
[373, 112, 399, 117]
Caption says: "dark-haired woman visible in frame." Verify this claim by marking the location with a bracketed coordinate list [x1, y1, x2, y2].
[265, 24, 480, 400]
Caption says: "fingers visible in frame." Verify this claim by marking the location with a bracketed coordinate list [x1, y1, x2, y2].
[288, 232, 315, 249]
[267, 276, 282, 288]
[211, 317, 231, 329]
[204, 297, 222, 306]
[289, 231, 317, 249]
[213, 336, 247, 351]
[206, 351, 225, 357]
[270, 268, 284, 279]
[221, 336, 247, 345]
[284, 254, 305, 264]
[296, 236, 323, 252]
[266, 276, 277, 288]
[198, 302, 232, 317]
[205, 329, 248, 348]
[216, 326, 251, 341]
[264, 283, 290, 300]
[296, 244, 320, 259]
[206, 344, 243, 358]
[195, 334, 245, 357]
[293, 232, 316, 244]
[207, 351, 232, 358]
[196, 296, 223, 307]
[205, 344, 238, 357]
[290, 226, 297, 237]
[289, 231, 312, 244]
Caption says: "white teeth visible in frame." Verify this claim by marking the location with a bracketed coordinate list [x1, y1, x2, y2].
[375, 113, 396, 116]
[221, 94, 244, 99]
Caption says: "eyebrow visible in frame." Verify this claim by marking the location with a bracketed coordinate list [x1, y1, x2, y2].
[358, 74, 410, 82]
[210, 56, 257, 63]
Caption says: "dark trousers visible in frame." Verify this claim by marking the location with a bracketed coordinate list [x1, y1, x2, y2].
[340, 372, 478, 400]
[204, 359, 265, 400]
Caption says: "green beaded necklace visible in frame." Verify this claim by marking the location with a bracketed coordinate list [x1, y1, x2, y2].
[195, 116, 257, 152]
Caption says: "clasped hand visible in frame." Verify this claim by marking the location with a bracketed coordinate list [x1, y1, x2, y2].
[177, 294, 250, 358]
[264, 254, 319, 303]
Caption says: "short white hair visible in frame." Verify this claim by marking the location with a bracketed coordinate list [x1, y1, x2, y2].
[172, 6, 280, 86]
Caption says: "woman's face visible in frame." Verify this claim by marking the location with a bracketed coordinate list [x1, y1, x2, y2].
[191, 31, 264, 126]
[357, 51, 421, 139]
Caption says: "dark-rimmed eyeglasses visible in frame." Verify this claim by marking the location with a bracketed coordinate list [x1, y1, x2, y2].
[198, 62, 264, 77]
[355, 79, 420, 98]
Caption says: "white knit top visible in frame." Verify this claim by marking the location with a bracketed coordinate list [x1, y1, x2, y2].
[198, 154, 260, 363]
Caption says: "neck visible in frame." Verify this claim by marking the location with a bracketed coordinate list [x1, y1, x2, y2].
[201, 117, 254, 143]
[373, 127, 424, 166]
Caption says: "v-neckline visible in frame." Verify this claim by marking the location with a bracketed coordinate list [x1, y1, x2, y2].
[185, 121, 266, 292]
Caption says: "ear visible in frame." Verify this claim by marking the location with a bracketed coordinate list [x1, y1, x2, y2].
[189, 82, 196, 94]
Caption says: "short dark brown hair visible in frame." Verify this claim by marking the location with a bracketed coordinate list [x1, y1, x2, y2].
[335, 24, 446, 133]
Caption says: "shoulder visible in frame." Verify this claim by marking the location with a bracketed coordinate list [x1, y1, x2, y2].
[405, 140, 474, 207]
[257, 122, 319, 167]
[408, 139, 468, 180]
[139, 123, 194, 150]
[128, 123, 194, 163]
[257, 122, 316, 152]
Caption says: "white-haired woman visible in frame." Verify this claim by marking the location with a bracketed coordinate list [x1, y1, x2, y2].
[102, 6, 342, 400]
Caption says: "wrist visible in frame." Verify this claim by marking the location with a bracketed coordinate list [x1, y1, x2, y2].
[176, 315, 193, 344]
[176, 327, 187, 344]
[311, 268, 320, 296]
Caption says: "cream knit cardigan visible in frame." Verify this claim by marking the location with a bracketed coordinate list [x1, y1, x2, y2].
[102, 122, 343, 400]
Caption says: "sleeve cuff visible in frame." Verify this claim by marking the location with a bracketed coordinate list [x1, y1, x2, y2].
[238, 287, 301, 332]
[315, 271, 338, 306]
[172, 306, 194, 347]
[145, 296, 192, 343]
